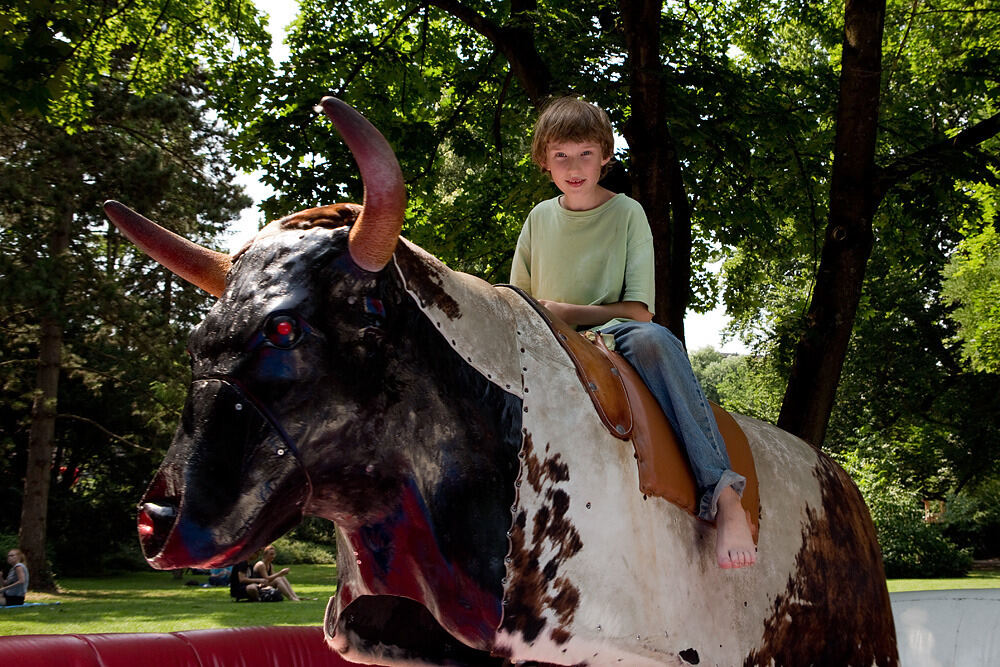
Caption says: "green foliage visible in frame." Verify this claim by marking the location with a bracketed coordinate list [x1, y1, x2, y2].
[0, 75, 251, 575]
[270, 537, 337, 565]
[0, 0, 272, 127]
[0, 532, 17, 557]
[689, 347, 784, 423]
[269, 517, 339, 565]
[942, 211, 1000, 374]
[838, 452, 972, 578]
[940, 479, 1000, 559]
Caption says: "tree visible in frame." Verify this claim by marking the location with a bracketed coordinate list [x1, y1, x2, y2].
[0, 76, 253, 584]
[720, 0, 999, 446]
[1, 0, 269, 587]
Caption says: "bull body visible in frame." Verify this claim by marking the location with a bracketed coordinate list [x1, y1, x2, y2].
[110, 99, 897, 666]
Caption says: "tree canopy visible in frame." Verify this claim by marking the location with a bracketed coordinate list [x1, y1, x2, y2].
[1, 0, 998, 579]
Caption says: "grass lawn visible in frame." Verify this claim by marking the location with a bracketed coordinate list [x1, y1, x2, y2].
[886, 568, 1000, 593]
[0, 564, 337, 636]
[2, 565, 998, 636]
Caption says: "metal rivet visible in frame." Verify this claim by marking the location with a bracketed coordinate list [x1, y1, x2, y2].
[588, 382, 597, 391]
[276, 449, 285, 456]
[611, 368, 619, 376]
[586, 502, 591, 509]
[511, 505, 517, 512]
[501, 577, 507, 585]
[234, 403, 243, 411]
[505, 557, 512, 564]
[615, 424, 626, 434]
[523, 406, 528, 413]
[558, 333, 567, 340]
[596, 625, 602, 631]
[515, 481, 521, 487]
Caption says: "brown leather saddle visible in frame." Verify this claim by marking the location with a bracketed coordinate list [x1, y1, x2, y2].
[507, 288, 760, 541]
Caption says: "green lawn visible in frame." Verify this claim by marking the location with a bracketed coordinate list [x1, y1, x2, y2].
[0, 564, 337, 636]
[886, 568, 1000, 592]
[2, 565, 998, 636]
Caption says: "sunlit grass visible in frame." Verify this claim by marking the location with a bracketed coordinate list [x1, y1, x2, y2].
[886, 568, 1000, 593]
[0, 564, 337, 636]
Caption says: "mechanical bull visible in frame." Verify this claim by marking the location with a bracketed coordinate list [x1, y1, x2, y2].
[105, 98, 897, 666]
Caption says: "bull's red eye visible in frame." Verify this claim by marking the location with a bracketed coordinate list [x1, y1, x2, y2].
[265, 315, 301, 348]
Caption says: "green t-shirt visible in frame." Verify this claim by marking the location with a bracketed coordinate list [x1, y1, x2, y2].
[509, 193, 655, 331]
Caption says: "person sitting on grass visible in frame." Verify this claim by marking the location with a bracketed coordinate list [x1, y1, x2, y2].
[1, 549, 29, 607]
[253, 544, 301, 601]
[229, 556, 283, 602]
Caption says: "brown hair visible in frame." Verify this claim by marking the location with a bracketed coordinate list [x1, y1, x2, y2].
[531, 97, 615, 175]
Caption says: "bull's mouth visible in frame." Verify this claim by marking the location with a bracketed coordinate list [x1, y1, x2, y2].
[137, 378, 312, 570]
[137, 473, 178, 560]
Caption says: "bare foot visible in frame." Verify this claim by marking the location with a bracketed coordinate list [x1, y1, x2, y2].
[716, 486, 757, 569]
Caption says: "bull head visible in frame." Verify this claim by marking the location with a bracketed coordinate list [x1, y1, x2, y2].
[108, 98, 410, 568]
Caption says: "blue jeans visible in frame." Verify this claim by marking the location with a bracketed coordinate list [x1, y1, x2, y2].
[601, 321, 746, 521]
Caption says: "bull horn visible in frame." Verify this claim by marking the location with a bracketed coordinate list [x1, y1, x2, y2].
[319, 97, 406, 272]
[103, 200, 232, 297]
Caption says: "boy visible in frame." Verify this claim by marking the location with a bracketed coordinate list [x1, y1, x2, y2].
[510, 97, 756, 569]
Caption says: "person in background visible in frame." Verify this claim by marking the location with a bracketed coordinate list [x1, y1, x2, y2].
[229, 557, 282, 602]
[1, 549, 29, 606]
[253, 544, 300, 601]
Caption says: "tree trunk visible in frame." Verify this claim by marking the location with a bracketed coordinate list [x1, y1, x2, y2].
[777, 0, 886, 447]
[619, 0, 692, 341]
[19, 201, 73, 592]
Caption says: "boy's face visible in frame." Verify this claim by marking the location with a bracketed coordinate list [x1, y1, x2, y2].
[542, 140, 610, 200]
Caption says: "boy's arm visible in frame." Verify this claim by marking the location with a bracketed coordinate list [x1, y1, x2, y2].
[538, 299, 652, 327]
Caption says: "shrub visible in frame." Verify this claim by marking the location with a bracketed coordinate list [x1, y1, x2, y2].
[838, 452, 972, 578]
[940, 479, 1000, 559]
[271, 536, 336, 565]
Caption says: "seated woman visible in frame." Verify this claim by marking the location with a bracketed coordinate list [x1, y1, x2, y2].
[1, 549, 28, 606]
[229, 557, 282, 602]
[252, 544, 300, 601]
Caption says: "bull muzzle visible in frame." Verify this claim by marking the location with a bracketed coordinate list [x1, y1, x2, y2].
[138, 378, 311, 569]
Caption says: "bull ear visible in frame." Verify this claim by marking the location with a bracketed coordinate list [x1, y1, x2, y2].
[103, 201, 232, 297]
[319, 97, 406, 273]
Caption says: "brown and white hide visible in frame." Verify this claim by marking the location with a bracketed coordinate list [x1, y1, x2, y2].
[388, 239, 897, 667]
